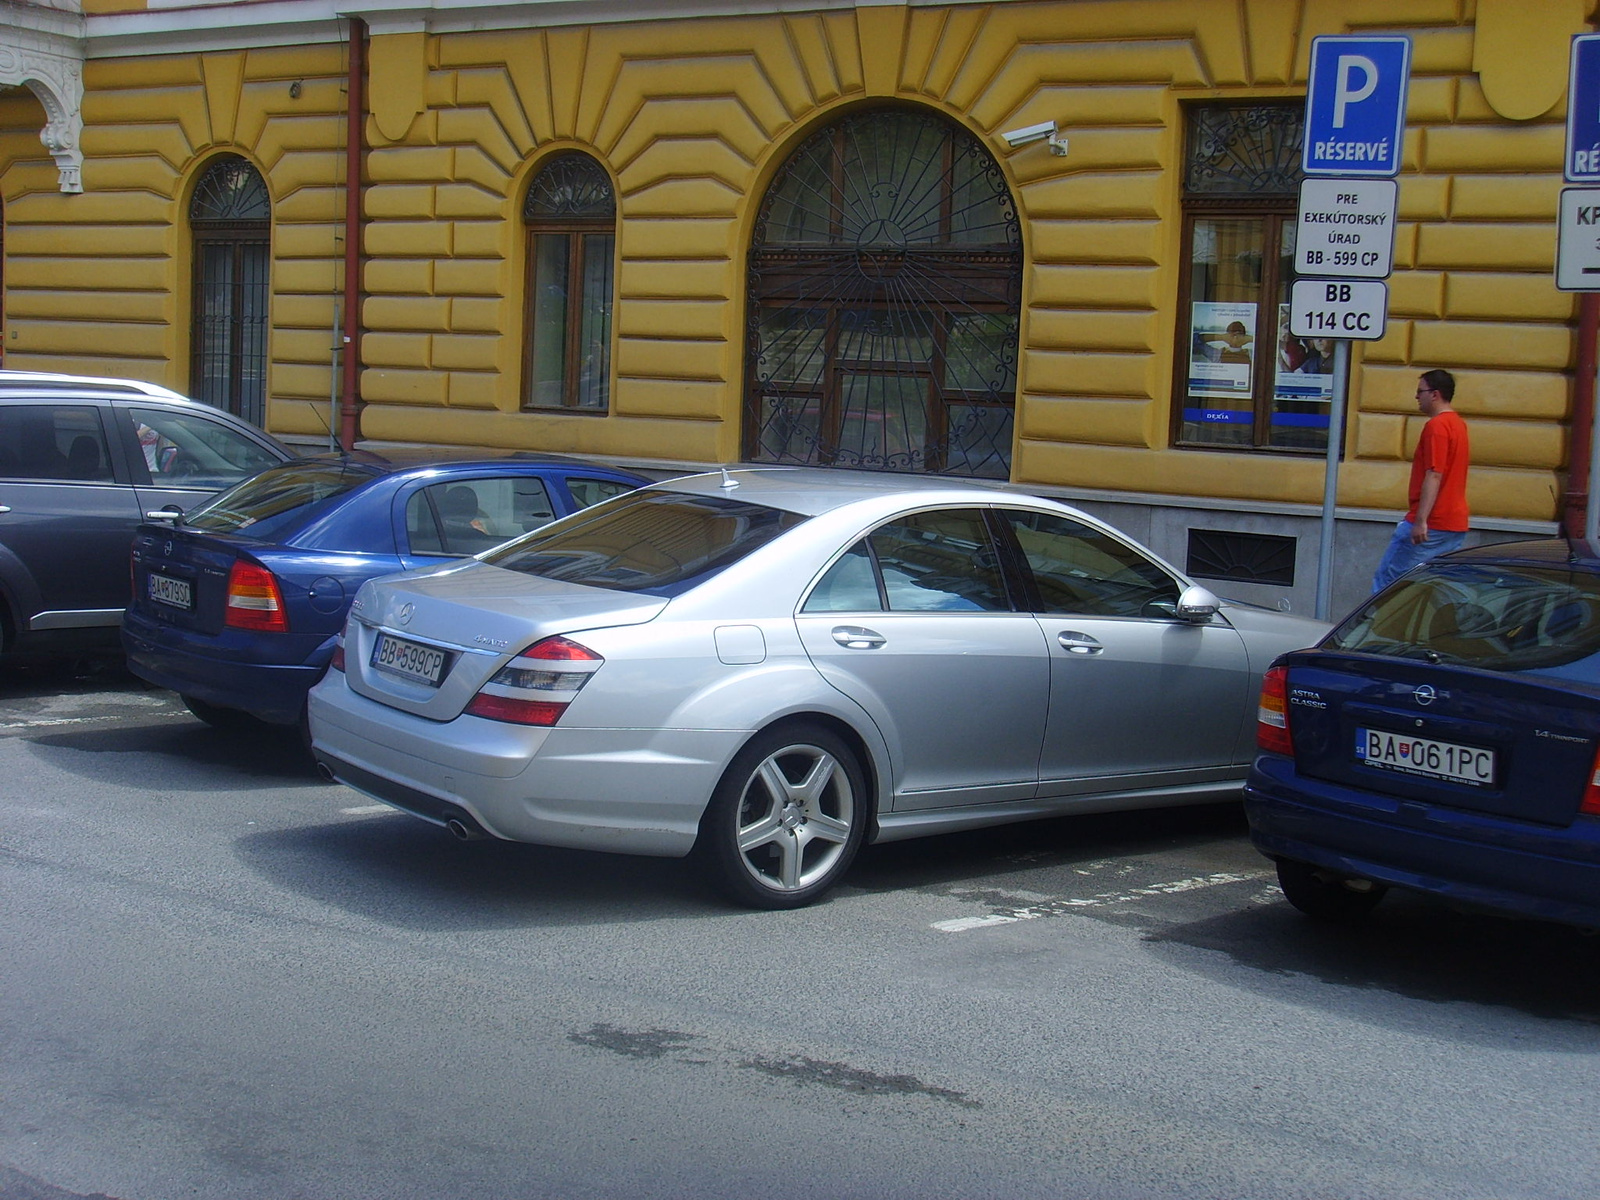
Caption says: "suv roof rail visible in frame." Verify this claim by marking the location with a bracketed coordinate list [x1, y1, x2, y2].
[0, 370, 190, 401]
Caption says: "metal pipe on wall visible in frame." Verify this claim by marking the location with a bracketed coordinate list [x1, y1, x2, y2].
[338, 17, 367, 452]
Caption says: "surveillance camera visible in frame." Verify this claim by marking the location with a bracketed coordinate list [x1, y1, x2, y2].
[1000, 120, 1068, 156]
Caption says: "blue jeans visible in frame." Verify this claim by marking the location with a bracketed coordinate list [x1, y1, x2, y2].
[1370, 519, 1467, 593]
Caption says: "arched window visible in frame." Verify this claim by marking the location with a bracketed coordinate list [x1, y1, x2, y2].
[746, 108, 1022, 478]
[189, 156, 270, 427]
[522, 152, 615, 410]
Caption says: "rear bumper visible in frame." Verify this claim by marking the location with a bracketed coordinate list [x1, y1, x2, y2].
[122, 610, 329, 724]
[307, 668, 742, 857]
[1245, 753, 1600, 928]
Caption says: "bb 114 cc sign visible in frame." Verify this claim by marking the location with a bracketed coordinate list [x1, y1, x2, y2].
[1289, 279, 1389, 340]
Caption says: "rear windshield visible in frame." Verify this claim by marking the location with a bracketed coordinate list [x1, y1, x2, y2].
[1327, 560, 1600, 680]
[182, 459, 380, 541]
[484, 489, 807, 595]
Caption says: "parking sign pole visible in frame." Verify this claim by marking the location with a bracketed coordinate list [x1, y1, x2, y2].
[1299, 35, 1408, 619]
[1589, 353, 1600, 542]
[1315, 340, 1351, 621]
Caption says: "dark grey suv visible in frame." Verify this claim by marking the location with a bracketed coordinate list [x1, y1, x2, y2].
[0, 372, 292, 658]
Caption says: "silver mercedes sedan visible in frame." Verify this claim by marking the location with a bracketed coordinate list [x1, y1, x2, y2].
[308, 468, 1326, 908]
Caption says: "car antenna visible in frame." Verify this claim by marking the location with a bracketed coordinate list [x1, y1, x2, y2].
[719, 467, 738, 490]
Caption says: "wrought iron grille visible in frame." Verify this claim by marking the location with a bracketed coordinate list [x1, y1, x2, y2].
[745, 109, 1022, 478]
[190, 155, 271, 223]
[1184, 105, 1304, 197]
[190, 157, 269, 427]
[524, 152, 616, 219]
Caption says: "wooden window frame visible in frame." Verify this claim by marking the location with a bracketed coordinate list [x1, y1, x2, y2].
[521, 220, 613, 412]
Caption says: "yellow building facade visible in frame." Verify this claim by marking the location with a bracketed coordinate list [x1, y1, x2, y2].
[0, 0, 1591, 612]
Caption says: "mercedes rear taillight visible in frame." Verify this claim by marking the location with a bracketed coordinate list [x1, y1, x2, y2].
[225, 560, 288, 632]
[1256, 665, 1293, 756]
[464, 636, 603, 726]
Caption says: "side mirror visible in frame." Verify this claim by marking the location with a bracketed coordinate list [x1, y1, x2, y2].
[144, 504, 184, 523]
[1174, 584, 1222, 624]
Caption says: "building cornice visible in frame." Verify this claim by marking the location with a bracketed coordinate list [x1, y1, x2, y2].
[86, 0, 960, 56]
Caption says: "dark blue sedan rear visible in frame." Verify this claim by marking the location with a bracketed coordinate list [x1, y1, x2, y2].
[122, 450, 651, 729]
[1244, 539, 1600, 929]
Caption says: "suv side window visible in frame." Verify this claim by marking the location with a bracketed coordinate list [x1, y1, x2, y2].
[126, 406, 278, 489]
[0, 405, 114, 482]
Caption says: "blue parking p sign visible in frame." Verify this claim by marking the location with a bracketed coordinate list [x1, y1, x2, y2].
[1566, 35, 1600, 182]
[1302, 36, 1411, 177]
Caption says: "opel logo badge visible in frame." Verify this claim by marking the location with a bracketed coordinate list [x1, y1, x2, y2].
[397, 602, 414, 626]
[1413, 684, 1436, 706]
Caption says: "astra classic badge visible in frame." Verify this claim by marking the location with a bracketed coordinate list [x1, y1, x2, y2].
[397, 602, 414, 626]
[1413, 684, 1436, 706]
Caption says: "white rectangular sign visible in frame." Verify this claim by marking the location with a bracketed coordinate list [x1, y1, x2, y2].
[1556, 187, 1600, 290]
[1294, 179, 1397, 279]
[1290, 279, 1388, 340]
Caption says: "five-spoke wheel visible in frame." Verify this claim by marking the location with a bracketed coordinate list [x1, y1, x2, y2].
[697, 722, 867, 909]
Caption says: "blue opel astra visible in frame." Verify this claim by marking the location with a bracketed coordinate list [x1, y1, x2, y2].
[1244, 538, 1600, 929]
[122, 450, 652, 734]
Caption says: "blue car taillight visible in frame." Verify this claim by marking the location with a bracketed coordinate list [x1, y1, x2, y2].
[1582, 744, 1600, 816]
[1256, 665, 1293, 757]
[464, 636, 603, 726]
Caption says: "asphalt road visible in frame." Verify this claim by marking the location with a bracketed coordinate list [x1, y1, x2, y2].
[3, 660, 1598, 1200]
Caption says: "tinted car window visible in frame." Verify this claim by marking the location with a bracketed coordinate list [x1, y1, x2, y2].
[0, 405, 113, 482]
[407, 477, 555, 556]
[1326, 560, 1600, 678]
[184, 460, 382, 541]
[566, 476, 635, 509]
[1000, 510, 1179, 617]
[869, 509, 1010, 612]
[487, 490, 806, 595]
[802, 541, 883, 612]
[128, 406, 279, 489]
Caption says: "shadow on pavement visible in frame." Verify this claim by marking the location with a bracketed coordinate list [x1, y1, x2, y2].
[846, 802, 1251, 894]
[25, 720, 326, 787]
[1147, 888, 1600, 1034]
[233, 815, 718, 931]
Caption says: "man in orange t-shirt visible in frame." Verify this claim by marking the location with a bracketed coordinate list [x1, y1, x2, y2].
[1371, 369, 1470, 592]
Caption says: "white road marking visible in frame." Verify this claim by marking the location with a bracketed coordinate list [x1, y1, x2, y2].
[340, 804, 392, 815]
[931, 870, 1272, 933]
[0, 710, 190, 730]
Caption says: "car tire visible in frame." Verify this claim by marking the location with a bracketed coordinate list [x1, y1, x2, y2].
[1275, 858, 1387, 923]
[180, 694, 257, 731]
[695, 721, 868, 910]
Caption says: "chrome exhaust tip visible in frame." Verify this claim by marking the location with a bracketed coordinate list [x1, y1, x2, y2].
[445, 817, 485, 842]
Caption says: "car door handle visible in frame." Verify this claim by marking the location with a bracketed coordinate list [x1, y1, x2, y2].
[832, 625, 886, 649]
[1057, 631, 1104, 655]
